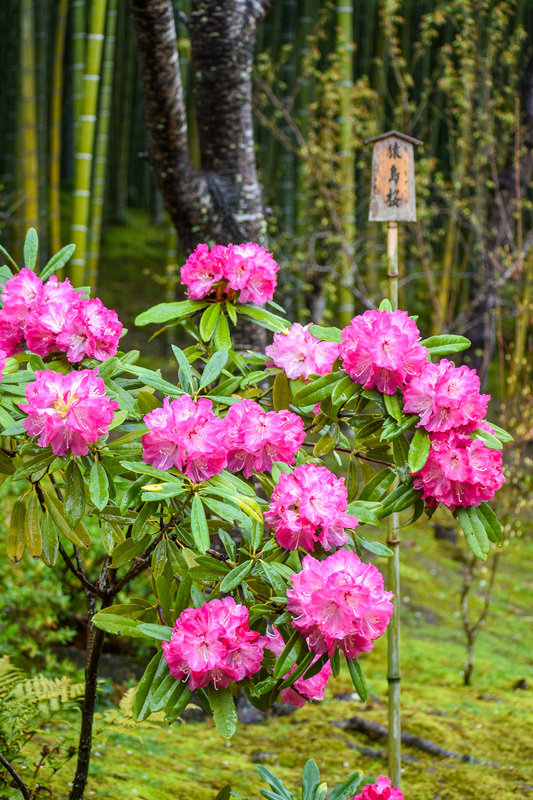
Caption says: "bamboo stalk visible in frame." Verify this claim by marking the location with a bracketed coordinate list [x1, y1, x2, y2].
[49, 0, 69, 257]
[387, 220, 401, 789]
[70, 0, 108, 287]
[86, 0, 118, 290]
[336, 0, 355, 326]
[72, 0, 87, 153]
[20, 0, 40, 235]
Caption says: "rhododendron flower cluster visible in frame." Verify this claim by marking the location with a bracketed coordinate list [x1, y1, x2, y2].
[0, 349, 6, 380]
[0, 268, 122, 361]
[162, 597, 266, 690]
[20, 368, 118, 456]
[340, 309, 428, 394]
[266, 627, 332, 707]
[142, 395, 229, 482]
[224, 399, 305, 478]
[352, 777, 404, 800]
[412, 429, 505, 510]
[265, 323, 339, 380]
[265, 464, 357, 551]
[286, 550, 394, 658]
[180, 242, 279, 305]
[402, 359, 489, 433]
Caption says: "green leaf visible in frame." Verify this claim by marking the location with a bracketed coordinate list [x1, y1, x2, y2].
[292, 370, 346, 406]
[313, 424, 339, 457]
[0, 245, 17, 271]
[379, 298, 392, 312]
[302, 758, 321, 800]
[199, 303, 221, 341]
[485, 421, 513, 444]
[474, 427, 503, 450]
[164, 682, 194, 722]
[92, 613, 153, 640]
[273, 629, 306, 679]
[132, 650, 167, 720]
[255, 766, 295, 800]
[408, 428, 431, 472]
[41, 512, 58, 567]
[345, 500, 384, 529]
[359, 467, 395, 501]
[131, 501, 157, 541]
[328, 772, 364, 800]
[7, 495, 27, 562]
[384, 392, 403, 424]
[226, 300, 237, 325]
[356, 535, 393, 557]
[136, 389, 162, 417]
[135, 300, 207, 326]
[213, 313, 232, 350]
[420, 334, 471, 355]
[331, 374, 358, 409]
[171, 345, 194, 393]
[213, 785, 232, 800]
[23, 228, 38, 270]
[308, 324, 343, 343]
[345, 656, 368, 702]
[136, 623, 173, 641]
[120, 474, 151, 514]
[455, 507, 488, 560]
[273, 371, 292, 411]
[89, 461, 109, 511]
[44, 490, 90, 549]
[199, 349, 229, 389]
[476, 501, 503, 544]
[175, 573, 192, 617]
[219, 560, 253, 592]
[39, 243, 76, 281]
[234, 303, 288, 333]
[208, 685, 237, 739]
[110, 534, 152, 569]
[190, 495, 210, 553]
[24, 490, 42, 558]
[65, 460, 86, 529]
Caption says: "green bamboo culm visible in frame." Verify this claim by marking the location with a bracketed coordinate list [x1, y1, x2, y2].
[336, 0, 355, 327]
[70, 0, 108, 287]
[49, 0, 69, 257]
[86, 0, 118, 290]
[72, 0, 87, 154]
[20, 0, 40, 236]
[387, 221, 401, 789]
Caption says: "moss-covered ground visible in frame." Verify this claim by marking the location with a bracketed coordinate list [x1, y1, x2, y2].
[39, 514, 532, 800]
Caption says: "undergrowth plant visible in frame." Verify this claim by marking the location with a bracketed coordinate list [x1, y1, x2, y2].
[0, 230, 509, 800]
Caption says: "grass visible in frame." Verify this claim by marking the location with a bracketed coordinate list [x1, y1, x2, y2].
[30, 514, 533, 800]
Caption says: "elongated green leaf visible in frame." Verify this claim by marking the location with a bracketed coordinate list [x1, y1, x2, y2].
[171, 345, 194, 393]
[199, 349, 229, 389]
[379, 298, 392, 312]
[278, 650, 315, 691]
[234, 303, 288, 333]
[23, 228, 38, 271]
[110, 534, 151, 569]
[135, 300, 207, 326]
[213, 314, 232, 350]
[474, 427, 503, 450]
[120, 474, 151, 514]
[131, 501, 157, 541]
[476, 501, 503, 544]
[345, 656, 368, 702]
[328, 772, 364, 800]
[219, 560, 253, 592]
[308, 324, 343, 343]
[41, 513, 58, 567]
[408, 428, 431, 472]
[357, 535, 393, 557]
[313, 424, 339, 457]
[465, 506, 491, 555]
[301, 760, 321, 800]
[331, 374, 357, 408]
[272, 371, 292, 411]
[420, 334, 471, 355]
[292, 370, 346, 406]
[65, 460, 86, 528]
[384, 392, 403, 424]
[132, 650, 167, 720]
[44, 491, 90, 549]
[358, 468, 395, 501]
[175, 573, 192, 618]
[199, 303, 221, 341]
[190, 495, 210, 553]
[7, 496, 27, 562]
[92, 613, 153, 640]
[485, 421, 513, 444]
[89, 461, 109, 511]
[255, 766, 295, 800]
[137, 623, 173, 641]
[208, 685, 237, 739]
[455, 507, 487, 560]
[273, 629, 305, 679]
[25, 491, 42, 558]
[165, 682, 194, 722]
[39, 243, 76, 281]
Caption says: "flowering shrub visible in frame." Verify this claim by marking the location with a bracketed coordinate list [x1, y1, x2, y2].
[0, 229, 510, 799]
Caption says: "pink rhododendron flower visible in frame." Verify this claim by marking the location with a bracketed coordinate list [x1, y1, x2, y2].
[402, 359, 489, 433]
[224, 399, 305, 478]
[265, 323, 339, 380]
[412, 429, 505, 510]
[266, 628, 332, 707]
[340, 309, 428, 394]
[180, 242, 279, 305]
[265, 464, 357, 551]
[142, 394, 228, 482]
[56, 297, 123, 362]
[286, 550, 394, 658]
[20, 368, 118, 456]
[162, 597, 267, 690]
[352, 776, 404, 800]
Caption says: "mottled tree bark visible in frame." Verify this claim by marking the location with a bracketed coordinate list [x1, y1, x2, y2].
[129, 0, 276, 349]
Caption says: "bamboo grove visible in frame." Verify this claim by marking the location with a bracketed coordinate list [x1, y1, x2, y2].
[1, 0, 533, 399]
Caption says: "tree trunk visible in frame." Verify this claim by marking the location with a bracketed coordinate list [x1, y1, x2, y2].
[129, 0, 276, 349]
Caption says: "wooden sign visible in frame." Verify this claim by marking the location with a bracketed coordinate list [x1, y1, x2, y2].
[365, 131, 422, 222]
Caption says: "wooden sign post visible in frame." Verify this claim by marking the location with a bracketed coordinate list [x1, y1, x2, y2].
[364, 130, 422, 790]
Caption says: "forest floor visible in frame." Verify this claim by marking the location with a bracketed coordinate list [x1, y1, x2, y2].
[37, 513, 533, 800]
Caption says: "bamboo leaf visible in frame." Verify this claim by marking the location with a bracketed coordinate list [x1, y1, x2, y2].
[208, 685, 237, 739]
[23, 228, 38, 271]
[39, 243, 76, 281]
